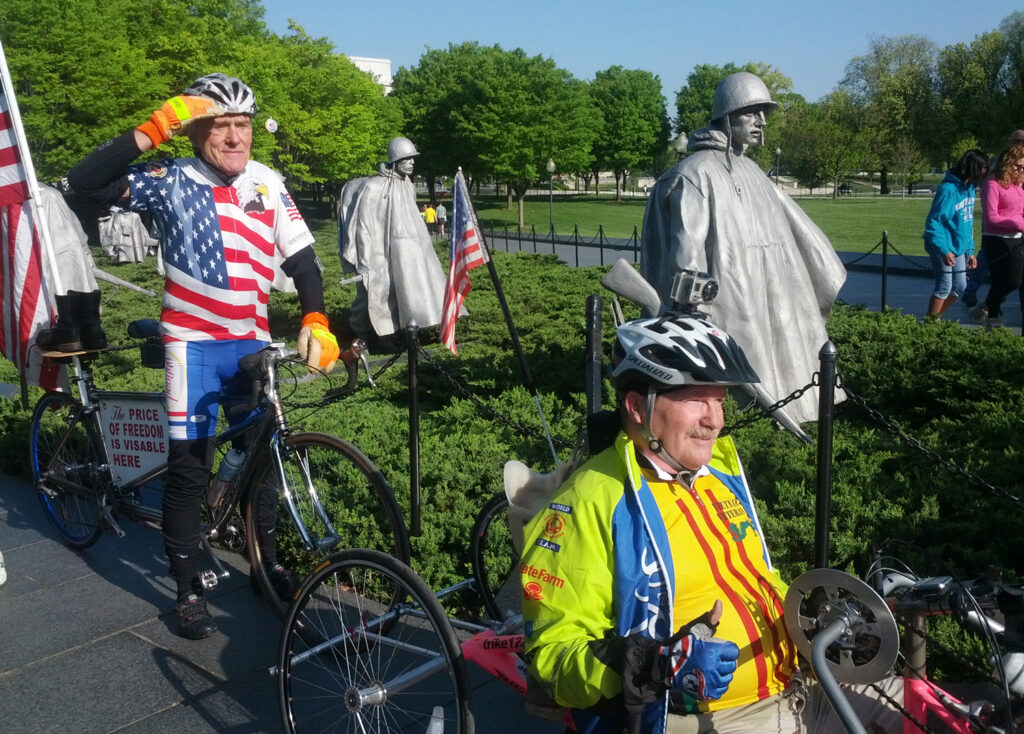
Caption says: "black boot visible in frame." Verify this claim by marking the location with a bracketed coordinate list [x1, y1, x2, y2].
[35, 294, 81, 352]
[73, 290, 108, 351]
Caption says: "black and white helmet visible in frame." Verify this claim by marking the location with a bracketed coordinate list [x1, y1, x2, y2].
[184, 73, 258, 117]
[611, 315, 759, 391]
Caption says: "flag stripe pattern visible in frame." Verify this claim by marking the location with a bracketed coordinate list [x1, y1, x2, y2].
[126, 158, 313, 343]
[0, 87, 60, 389]
[440, 171, 486, 354]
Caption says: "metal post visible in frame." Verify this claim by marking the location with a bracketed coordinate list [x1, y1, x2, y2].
[407, 321, 421, 537]
[815, 341, 837, 569]
[599, 224, 605, 267]
[532, 225, 537, 254]
[574, 224, 580, 267]
[880, 230, 889, 311]
[633, 225, 640, 264]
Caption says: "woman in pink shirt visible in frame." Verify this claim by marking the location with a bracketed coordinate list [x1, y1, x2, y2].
[974, 145, 1024, 328]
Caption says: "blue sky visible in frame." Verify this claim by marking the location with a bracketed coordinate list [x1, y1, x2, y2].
[262, 0, 1020, 109]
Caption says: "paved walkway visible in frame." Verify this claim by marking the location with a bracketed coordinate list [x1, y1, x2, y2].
[1, 244, 1017, 734]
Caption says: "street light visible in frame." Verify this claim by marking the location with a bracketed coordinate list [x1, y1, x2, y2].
[546, 158, 556, 235]
[775, 147, 782, 187]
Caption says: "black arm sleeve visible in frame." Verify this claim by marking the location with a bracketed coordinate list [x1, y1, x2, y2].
[66, 130, 142, 206]
[281, 246, 326, 316]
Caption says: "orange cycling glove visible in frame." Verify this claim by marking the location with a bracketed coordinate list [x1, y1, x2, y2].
[136, 95, 224, 148]
[297, 312, 340, 373]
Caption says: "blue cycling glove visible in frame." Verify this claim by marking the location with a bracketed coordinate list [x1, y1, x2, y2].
[662, 632, 740, 701]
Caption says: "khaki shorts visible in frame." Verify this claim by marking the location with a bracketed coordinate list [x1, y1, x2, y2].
[665, 675, 905, 734]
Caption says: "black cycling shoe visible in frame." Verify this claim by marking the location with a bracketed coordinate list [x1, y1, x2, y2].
[175, 593, 218, 640]
[266, 563, 301, 602]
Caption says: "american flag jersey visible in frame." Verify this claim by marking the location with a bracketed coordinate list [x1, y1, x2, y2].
[126, 158, 313, 343]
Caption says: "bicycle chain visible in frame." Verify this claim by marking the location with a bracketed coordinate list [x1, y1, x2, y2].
[841, 382, 1021, 506]
[868, 678, 934, 733]
[415, 346, 575, 450]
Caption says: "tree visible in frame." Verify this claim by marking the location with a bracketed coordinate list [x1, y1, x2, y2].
[840, 35, 939, 170]
[391, 42, 492, 199]
[447, 47, 599, 226]
[589, 66, 668, 201]
[782, 92, 868, 196]
[936, 32, 1011, 154]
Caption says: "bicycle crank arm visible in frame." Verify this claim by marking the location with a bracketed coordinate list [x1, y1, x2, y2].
[198, 535, 232, 590]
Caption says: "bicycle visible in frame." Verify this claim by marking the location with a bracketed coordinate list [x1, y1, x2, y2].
[29, 320, 411, 617]
[784, 542, 1024, 733]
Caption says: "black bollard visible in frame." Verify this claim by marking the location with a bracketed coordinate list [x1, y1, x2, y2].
[814, 341, 837, 569]
[881, 230, 889, 311]
[407, 321, 421, 537]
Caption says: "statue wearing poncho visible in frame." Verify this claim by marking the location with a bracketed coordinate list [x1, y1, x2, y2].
[641, 73, 845, 426]
[338, 138, 448, 339]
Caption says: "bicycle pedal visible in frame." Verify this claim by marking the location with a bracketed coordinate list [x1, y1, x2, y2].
[199, 570, 219, 591]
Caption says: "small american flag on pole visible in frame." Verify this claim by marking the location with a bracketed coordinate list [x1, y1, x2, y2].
[0, 66, 61, 390]
[440, 170, 487, 354]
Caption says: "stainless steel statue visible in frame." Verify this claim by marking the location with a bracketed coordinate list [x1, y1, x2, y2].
[641, 72, 845, 427]
[338, 137, 448, 339]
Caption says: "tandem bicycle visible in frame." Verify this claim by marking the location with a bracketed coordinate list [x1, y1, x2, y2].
[29, 319, 411, 617]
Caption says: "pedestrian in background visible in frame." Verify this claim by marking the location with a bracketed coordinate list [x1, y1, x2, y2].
[972, 144, 1024, 329]
[922, 149, 988, 319]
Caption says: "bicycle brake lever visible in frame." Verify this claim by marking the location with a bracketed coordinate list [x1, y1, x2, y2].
[355, 340, 375, 387]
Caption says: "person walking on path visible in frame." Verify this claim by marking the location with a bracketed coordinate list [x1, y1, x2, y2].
[973, 144, 1024, 329]
[922, 149, 987, 319]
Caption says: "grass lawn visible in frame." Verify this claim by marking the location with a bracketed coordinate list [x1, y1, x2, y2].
[466, 193, 938, 255]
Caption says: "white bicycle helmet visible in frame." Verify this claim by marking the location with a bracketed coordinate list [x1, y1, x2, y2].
[611, 315, 758, 477]
[611, 315, 759, 390]
[184, 73, 258, 117]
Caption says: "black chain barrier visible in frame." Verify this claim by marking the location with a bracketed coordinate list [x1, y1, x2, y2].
[721, 376, 819, 436]
[840, 379, 1021, 506]
[839, 238, 884, 268]
[284, 348, 407, 410]
[415, 346, 576, 450]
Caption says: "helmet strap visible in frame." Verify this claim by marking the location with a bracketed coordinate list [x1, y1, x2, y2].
[639, 385, 693, 484]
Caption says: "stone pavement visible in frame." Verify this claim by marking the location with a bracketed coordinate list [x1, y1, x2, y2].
[1, 244, 1017, 734]
[0, 471, 561, 734]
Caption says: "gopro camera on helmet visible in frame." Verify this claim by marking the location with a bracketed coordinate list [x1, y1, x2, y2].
[669, 269, 719, 312]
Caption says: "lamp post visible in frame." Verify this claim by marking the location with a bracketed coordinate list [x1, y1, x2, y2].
[546, 158, 556, 235]
[775, 147, 781, 187]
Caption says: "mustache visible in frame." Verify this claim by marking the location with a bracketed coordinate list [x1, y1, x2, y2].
[687, 427, 719, 440]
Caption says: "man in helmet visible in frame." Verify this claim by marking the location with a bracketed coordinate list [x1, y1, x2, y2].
[640, 71, 846, 428]
[68, 73, 340, 640]
[337, 136, 448, 343]
[521, 314, 901, 733]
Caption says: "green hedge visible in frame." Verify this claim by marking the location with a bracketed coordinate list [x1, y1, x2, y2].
[5, 219, 1023, 615]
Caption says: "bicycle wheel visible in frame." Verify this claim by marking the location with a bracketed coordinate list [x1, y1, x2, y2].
[470, 493, 519, 622]
[246, 432, 411, 617]
[278, 549, 474, 734]
[30, 392, 103, 549]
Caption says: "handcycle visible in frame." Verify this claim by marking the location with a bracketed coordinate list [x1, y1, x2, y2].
[274, 495, 574, 734]
[784, 541, 1024, 733]
[29, 320, 411, 616]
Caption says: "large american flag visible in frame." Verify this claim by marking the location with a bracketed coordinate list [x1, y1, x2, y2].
[440, 170, 487, 354]
[0, 84, 61, 389]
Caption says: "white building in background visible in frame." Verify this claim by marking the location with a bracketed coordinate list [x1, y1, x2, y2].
[348, 56, 393, 95]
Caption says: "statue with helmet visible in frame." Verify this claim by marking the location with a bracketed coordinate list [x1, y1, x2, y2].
[640, 71, 846, 429]
[337, 136, 449, 343]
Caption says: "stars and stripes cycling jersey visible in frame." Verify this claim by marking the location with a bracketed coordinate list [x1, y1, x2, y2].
[126, 157, 314, 343]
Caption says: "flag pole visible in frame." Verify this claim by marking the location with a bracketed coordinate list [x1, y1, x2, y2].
[0, 39, 65, 298]
[461, 172, 559, 467]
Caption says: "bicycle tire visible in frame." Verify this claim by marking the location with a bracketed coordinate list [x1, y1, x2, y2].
[470, 493, 519, 622]
[29, 392, 103, 549]
[246, 432, 411, 617]
[278, 548, 474, 734]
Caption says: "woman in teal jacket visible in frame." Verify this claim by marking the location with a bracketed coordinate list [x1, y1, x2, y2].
[923, 149, 988, 318]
